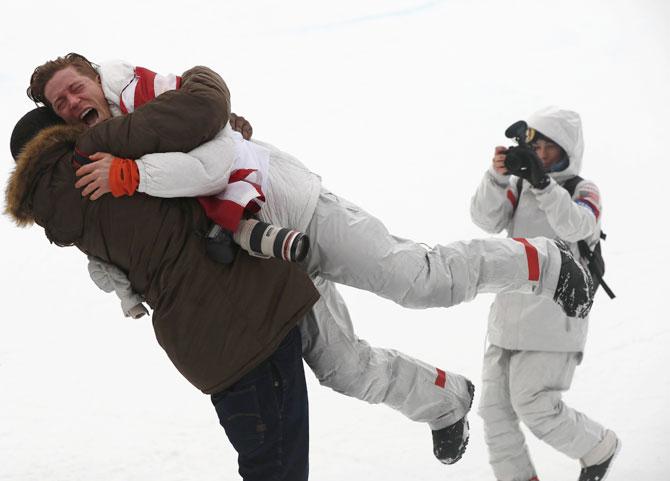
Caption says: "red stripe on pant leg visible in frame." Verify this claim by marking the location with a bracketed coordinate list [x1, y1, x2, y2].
[513, 238, 540, 282]
[529, 476, 540, 481]
[435, 368, 446, 388]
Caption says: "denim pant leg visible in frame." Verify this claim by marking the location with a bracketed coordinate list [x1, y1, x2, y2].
[211, 327, 309, 481]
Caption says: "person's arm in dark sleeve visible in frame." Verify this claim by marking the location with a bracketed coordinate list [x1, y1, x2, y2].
[76, 66, 230, 159]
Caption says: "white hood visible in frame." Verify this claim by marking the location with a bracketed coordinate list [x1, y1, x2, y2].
[526, 106, 584, 181]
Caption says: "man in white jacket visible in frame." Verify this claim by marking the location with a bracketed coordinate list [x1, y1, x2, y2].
[28, 54, 595, 467]
[470, 106, 619, 481]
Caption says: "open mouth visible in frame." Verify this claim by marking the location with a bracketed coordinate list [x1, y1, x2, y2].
[80, 107, 100, 127]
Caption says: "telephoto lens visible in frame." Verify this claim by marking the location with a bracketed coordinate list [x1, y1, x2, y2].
[234, 219, 310, 262]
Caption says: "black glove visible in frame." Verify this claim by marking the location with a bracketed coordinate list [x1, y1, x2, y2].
[504, 147, 550, 189]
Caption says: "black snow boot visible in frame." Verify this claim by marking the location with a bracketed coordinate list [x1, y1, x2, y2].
[578, 441, 620, 481]
[432, 380, 475, 465]
[553, 240, 595, 319]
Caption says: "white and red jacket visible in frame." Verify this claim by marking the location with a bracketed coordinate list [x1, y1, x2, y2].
[97, 59, 321, 233]
[471, 107, 602, 352]
[99, 60, 273, 232]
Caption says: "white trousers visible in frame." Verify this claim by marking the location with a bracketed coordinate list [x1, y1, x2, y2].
[478, 345, 606, 481]
[300, 277, 471, 429]
[302, 189, 562, 309]
[295, 189, 564, 430]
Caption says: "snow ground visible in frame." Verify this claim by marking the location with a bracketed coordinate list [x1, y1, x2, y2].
[1, 1, 669, 480]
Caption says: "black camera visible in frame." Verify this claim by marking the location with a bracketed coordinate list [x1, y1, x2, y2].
[503, 120, 548, 188]
[503, 120, 534, 174]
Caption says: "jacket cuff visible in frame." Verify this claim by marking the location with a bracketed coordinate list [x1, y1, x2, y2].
[126, 303, 150, 319]
[110, 158, 140, 197]
[486, 166, 509, 186]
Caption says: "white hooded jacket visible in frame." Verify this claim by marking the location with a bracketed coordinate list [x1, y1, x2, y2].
[470, 107, 602, 352]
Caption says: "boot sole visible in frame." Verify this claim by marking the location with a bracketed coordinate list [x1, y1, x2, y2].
[438, 380, 475, 465]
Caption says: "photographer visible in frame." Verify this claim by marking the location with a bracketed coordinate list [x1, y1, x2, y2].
[470, 106, 618, 481]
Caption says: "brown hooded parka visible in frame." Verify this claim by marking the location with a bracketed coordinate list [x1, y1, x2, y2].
[5, 66, 319, 394]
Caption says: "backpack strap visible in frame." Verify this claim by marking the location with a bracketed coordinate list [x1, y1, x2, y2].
[563, 176, 614, 298]
[511, 177, 524, 215]
[563, 175, 606, 240]
[514, 174, 615, 299]
[561, 175, 583, 197]
[598, 277, 616, 299]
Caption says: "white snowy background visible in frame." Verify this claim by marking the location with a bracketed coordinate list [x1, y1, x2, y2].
[1, 0, 669, 480]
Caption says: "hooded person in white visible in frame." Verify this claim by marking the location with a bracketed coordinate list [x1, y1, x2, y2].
[72, 60, 594, 465]
[471, 106, 619, 481]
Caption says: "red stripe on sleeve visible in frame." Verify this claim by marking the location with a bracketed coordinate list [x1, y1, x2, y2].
[133, 67, 157, 110]
[513, 238, 540, 282]
[578, 198, 601, 220]
[435, 368, 447, 388]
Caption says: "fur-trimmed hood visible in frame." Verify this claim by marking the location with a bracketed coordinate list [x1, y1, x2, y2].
[5, 124, 85, 226]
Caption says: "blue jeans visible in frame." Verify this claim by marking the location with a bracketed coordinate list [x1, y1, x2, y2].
[211, 327, 309, 481]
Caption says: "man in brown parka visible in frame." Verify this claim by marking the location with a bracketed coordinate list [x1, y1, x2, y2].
[6, 62, 320, 481]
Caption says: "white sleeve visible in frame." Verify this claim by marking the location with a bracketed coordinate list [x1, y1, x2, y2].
[470, 167, 515, 234]
[87, 256, 148, 318]
[135, 128, 236, 197]
[533, 179, 601, 242]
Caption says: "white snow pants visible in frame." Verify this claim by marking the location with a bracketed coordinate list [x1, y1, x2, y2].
[302, 189, 562, 309]
[478, 345, 606, 481]
[300, 277, 472, 429]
